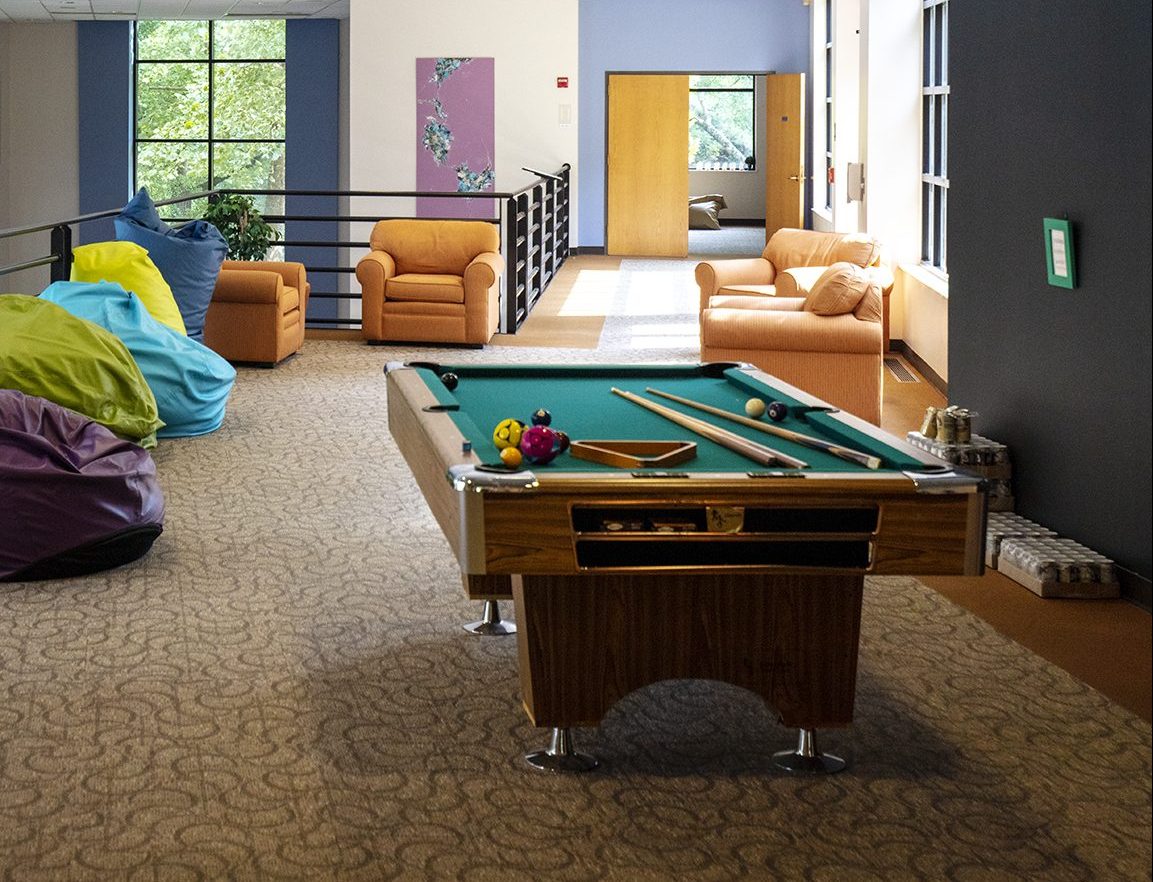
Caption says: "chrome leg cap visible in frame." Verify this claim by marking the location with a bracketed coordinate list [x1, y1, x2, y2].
[462, 600, 516, 636]
[772, 748, 847, 775]
[524, 727, 599, 773]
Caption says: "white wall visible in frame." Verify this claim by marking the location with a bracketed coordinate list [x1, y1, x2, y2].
[347, 0, 579, 237]
[0, 23, 79, 294]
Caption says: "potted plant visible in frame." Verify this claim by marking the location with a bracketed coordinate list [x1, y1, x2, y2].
[203, 193, 280, 261]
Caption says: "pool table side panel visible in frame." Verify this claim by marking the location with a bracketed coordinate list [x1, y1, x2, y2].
[514, 572, 863, 729]
[387, 370, 474, 563]
[481, 485, 981, 577]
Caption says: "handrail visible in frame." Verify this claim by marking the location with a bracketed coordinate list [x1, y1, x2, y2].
[0, 164, 571, 334]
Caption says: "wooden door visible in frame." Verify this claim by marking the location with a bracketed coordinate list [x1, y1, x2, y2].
[606, 74, 689, 256]
[764, 73, 806, 241]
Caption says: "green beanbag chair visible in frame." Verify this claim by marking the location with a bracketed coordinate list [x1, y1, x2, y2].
[70, 240, 187, 335]
[0, 294, 164, 448]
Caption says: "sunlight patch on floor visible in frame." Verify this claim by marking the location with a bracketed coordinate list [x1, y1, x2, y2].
[556, 269, 622, 316]
[622, 320, 700, 349]
[619, 271, 699, 317]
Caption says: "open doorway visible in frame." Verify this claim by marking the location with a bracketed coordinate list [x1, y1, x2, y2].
[687, 74, 767, 257]
[606, 71, 805, 258]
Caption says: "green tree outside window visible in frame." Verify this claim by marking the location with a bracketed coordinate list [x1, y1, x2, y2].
[689, 75, 755, 171]
[134, 19, 286, 231]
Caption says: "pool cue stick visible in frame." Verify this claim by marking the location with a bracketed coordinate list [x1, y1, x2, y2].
[610, 388, 808, 468]
[644, 387, 883, 470]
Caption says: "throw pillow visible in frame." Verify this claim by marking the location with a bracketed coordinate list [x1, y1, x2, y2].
[0, 294, 164, 448]
[804, 262, 877, 316]
[114, 187, 228, 341]
[40, 281, 237, 438]
[70, 240, 187, 334]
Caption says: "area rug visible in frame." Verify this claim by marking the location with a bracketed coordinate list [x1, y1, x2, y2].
[1, 336, 1149, 881]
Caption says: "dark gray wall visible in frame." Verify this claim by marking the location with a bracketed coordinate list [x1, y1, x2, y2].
[948, 4, 1152, 585]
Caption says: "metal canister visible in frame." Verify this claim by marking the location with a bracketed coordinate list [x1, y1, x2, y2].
[920, 407, 939, 438]
[936, 409, 957, 443]
[952, 408, 972, 443]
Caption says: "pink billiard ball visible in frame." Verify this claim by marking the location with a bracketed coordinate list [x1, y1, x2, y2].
[519, 425, 560, 464]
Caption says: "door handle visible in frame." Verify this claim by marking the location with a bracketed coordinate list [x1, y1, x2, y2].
[788, 174, 806, 182]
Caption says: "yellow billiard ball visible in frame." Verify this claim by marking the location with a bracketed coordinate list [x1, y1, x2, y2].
[499, 447, 523, 468]
[745, 397, 767, 418]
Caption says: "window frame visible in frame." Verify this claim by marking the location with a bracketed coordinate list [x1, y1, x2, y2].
[688, 74, 757, 172]
[921, 0, 949, 274]
[824, 0, 834, 212]
[132, 20, 286, 209]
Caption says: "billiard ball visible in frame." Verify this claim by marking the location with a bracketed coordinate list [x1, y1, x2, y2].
[531, 408, 552, 426]
[499, 447, 523, 468]
[519, 425, 561, 464]
[493, 418, 525, 450]
[767, 401, 789, 422]
[440, 372, 459, 391]
[554, 430, 570, 453]
[745, 397, 767, 418]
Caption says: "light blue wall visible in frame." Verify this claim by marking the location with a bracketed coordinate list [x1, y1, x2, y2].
[577, 0, 811, 247]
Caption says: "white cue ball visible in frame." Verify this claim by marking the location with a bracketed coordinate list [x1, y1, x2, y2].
[745, 397, 767, 418]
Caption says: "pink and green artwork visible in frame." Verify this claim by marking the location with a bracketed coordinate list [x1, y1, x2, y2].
[416, 57, 495, 219]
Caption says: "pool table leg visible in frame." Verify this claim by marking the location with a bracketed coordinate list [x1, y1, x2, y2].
[772, 727, 847, 774]
[462, 599, 517, 636]
[524, 727, 599, 773]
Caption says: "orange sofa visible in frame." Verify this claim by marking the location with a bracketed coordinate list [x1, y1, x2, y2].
[356, 219, 504, 346]
[203, 260, 310, 366]
[699, 261, 886, 424]
[695, 228, 893, 349]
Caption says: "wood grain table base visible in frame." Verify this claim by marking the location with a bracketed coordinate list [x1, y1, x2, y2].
[512, 572, 864, 729]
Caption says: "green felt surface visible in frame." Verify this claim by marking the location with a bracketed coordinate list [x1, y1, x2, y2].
[415, 363, 925, 474]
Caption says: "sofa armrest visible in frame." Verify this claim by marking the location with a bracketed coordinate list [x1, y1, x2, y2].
[700, 307, 882, 355]
[695, 257, 775, 310]
[213, 268, 284, 305]
[863, 263, 895, 296]
[464, 251, 504, 291]
[221, 260, 307, 293]
[356, 250, 396, 307]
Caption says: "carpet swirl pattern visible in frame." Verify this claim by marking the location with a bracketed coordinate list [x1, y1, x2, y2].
[1, 270, 1150, 880]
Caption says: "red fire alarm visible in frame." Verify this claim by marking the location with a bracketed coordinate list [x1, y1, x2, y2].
[556, 76, 569, 88]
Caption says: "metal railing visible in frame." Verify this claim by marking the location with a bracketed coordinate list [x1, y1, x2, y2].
[0, 163, 570, 334]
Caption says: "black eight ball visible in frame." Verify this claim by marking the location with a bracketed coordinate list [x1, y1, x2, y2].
[767, 401, 789, 422]
[440, 372, 459, 391]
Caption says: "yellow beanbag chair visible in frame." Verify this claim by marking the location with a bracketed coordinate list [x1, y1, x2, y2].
[71, 241, 187, 335]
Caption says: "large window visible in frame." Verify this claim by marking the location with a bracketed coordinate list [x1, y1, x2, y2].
[921, 0, 949, 272]
[134, 19, 286, 218]
[689, 75, 755, 171]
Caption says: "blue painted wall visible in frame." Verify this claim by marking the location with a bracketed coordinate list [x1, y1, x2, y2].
[577, 0, 810, 248]
[285, 19, 340, 324]
[77, 21, 132, 244]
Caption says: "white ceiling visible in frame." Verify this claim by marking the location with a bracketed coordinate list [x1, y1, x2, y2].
[0, 0, 349, 21]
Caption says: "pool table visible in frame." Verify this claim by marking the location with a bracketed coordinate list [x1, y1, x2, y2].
[386, 361, 986, 772]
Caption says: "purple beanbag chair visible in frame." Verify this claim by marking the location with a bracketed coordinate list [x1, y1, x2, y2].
[0, 389, 165, 582]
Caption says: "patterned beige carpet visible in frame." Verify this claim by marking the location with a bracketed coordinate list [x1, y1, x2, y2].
[2, 273, 1151, 879]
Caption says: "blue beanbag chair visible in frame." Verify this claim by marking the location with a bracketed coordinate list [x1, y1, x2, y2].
[114, 187, 228, 341]
[40, 281, 237, 438]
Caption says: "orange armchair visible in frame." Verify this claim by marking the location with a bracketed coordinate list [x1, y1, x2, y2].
[699, 263, 885, 424]
[356, 219, 504, 346]
[695, 228, 893, 349]
[203, 260, 310, 366]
